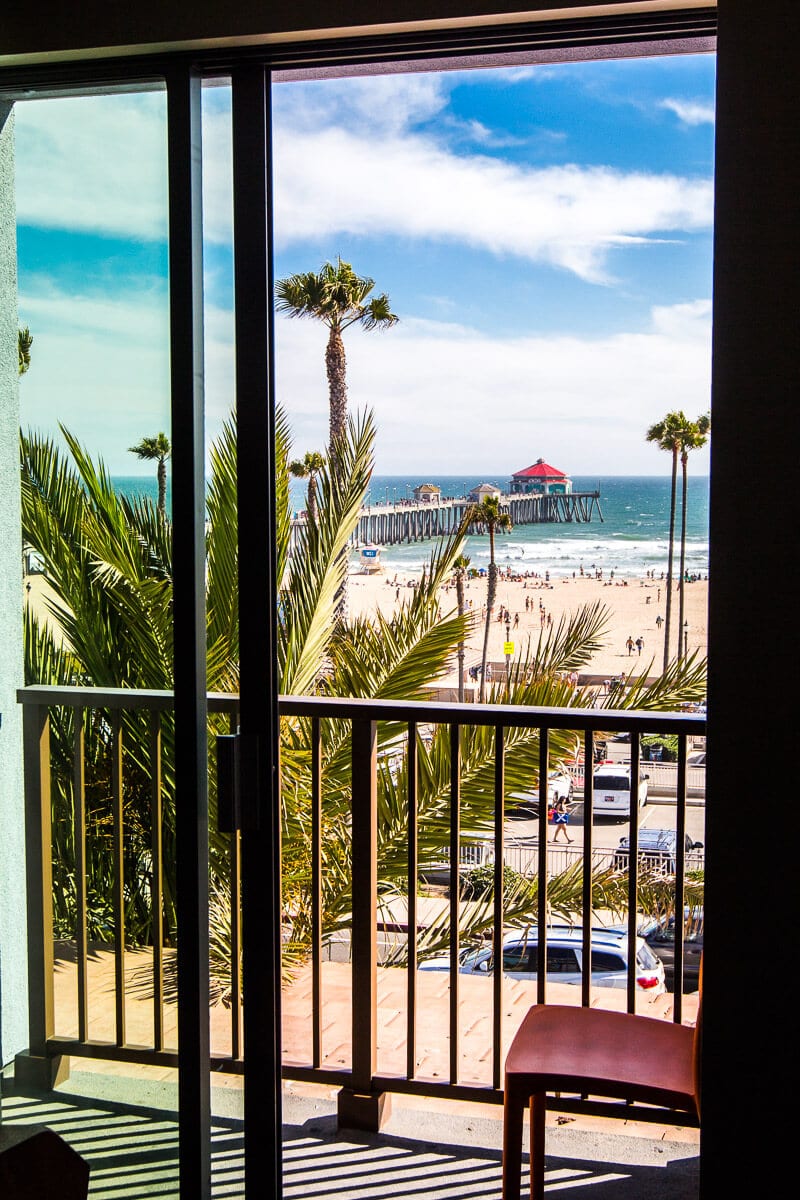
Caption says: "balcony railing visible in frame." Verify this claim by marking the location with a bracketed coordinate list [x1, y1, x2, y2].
[17, 684, 704, 1127]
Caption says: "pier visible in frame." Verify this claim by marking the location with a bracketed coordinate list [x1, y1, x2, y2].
[290, 491, 602, 549]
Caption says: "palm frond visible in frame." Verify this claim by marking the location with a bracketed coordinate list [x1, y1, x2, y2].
[279, 410, 375, 695]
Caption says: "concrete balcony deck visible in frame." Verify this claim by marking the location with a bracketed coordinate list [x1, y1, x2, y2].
[0, 943, 699, 1198]
[2, 1066, 699, 1200]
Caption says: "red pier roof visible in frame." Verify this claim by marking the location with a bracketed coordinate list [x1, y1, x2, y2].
[512, 458, 569, 480]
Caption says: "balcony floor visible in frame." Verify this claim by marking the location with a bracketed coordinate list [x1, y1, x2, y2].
[1, 1070, 699, 1199]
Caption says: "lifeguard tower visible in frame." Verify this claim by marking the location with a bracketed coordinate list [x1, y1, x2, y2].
[359, 544, 383, 573]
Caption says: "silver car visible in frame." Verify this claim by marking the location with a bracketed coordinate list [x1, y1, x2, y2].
[420, 925, 666, 993]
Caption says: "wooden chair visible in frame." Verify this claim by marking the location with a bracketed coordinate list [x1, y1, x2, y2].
[502, 1000, 702, 1200]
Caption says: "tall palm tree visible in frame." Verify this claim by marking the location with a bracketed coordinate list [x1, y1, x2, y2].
[289, 450, 325, 524]
[451, 553, 471, 703]
[18, 326, 33, 375]
[468, 496, 512, 701]
[275, 257, 398, 461]
[646, 412, 686, 672]
[128, 431, 171, 515]
[677, 414, 711, 655]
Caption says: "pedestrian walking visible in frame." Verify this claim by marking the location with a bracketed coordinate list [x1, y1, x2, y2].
[626, 635, 634, 655]
[550, 794, 574, 843]
[655, 614, 663, 630]
[636, 636, 643, 655]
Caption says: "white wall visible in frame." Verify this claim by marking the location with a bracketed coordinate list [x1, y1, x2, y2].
[0, 101, 28, 1068]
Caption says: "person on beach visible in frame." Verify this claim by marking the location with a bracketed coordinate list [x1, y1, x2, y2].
[550, 794, 574, 842]
[626, 635, 634, 655]
[636, 636, 643, 655]
[656, 614, 663, 630]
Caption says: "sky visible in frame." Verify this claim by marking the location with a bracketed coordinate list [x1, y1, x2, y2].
[14, 51, 716, 477]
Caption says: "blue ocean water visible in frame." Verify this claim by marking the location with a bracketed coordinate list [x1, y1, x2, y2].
[113, 473, 709, 580]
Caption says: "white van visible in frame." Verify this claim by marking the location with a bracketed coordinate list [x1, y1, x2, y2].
[591, 764, 649, 817]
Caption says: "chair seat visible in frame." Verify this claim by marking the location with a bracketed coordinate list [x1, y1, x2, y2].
[503, 1003, 700, 1199]
[505, 1005, 697, 1111]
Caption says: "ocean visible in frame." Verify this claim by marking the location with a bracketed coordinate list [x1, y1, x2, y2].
[112, 473, 709, 580]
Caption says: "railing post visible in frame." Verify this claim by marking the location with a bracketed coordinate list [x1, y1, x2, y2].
[337, 718, 390, 1130]
[15, 702, 68, 1089]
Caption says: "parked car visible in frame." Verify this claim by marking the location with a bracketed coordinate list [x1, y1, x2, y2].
[419, 925, 666, 993]
[591, 764, 649, 818]
[613, 828, 704, 874]
[639, 909, 704, 992]
[507, 769, 574, 818]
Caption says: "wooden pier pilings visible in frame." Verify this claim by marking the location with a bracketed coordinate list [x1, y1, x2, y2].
[289, 491, 602, 551]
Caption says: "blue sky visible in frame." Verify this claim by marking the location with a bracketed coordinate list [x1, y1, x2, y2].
[14, 52, 715, 476]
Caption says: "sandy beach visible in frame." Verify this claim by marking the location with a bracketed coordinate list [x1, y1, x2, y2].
[347, 565, 707, 688]
[25, 562, 707, 690]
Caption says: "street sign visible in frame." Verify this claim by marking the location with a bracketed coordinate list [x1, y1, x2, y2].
[503, 641, 515, 656]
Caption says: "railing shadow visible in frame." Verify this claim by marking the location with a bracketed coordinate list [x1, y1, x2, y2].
[2, 1079, 699, 1199]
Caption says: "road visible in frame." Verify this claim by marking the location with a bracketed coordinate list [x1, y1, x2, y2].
[503, 794, 706, 861]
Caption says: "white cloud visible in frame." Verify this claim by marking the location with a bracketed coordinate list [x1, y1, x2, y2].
[274, 124, 712, 283]
[273, 300, 713, 474]
[659, 98, 716, 126]
[273, 74, 449, 135]
[14, 93, 169, 241]
[15, 88, 713, 286]
[18, 282, 172, 467]
[18, 280, 711, 477]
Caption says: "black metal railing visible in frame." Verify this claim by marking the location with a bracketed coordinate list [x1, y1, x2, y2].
[18, 684, 704, 1121]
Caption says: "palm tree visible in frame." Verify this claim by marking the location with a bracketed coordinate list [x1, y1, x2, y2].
[451, 553, 471, 703]
[275, 257, 398, 461]
[646, 412, 686, 672]
[289, 450, 325, 524]
[21, 413, 706, 987]
[18, 327, 33, 375]
[128, 431, 171, 515]
[467, 496, 512, 701]
[677, 414, 711, 655]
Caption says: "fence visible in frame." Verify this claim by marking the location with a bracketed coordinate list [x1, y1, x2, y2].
[18, 684, 705, 1115]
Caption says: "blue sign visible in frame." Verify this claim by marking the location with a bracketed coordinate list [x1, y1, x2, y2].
[362, 548, 378, 558]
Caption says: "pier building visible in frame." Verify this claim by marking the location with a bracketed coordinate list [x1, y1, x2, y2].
[412, 482, 441, 503]
[468, 482, 501, 502]
[510, 458, 572, 495]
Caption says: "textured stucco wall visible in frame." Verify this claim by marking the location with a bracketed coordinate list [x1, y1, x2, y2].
[0, 100, 28, 1069]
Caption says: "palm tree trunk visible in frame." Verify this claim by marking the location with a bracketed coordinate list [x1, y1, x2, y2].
[456, 571, 465, 703]
[325, 325, 348, 451]
[307, 472, 318, 524]
[157, 457, 167, 515]
[662, 447, 678, 672]
[678, 450, 688, 657]
[480, 527, 496, 702]
[326, 326, 349, 622]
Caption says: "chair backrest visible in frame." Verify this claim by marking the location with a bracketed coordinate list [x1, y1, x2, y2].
[692, 954, 703, 1119]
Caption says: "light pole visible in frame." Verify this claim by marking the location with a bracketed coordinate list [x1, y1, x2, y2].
[505, 617, 512, 689]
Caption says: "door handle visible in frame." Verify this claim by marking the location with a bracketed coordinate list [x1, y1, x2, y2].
[216, 733, 240, 833]
[217, 731, 261, 832]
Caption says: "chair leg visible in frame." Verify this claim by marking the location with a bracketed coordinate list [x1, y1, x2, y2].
[530, 1093, 546, 1200]
[503, 1087, 525, 1200]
